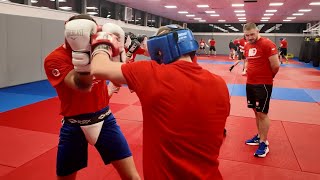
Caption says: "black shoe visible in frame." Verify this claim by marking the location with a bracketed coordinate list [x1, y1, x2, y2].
[229, 66, 234, 72]
[224, 129, 227, 137]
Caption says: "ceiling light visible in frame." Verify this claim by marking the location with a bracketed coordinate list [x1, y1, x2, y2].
[87, 12, 98, 15]
[234, 10, 245, 12]
[205, 11, 216, 13]
[59, 6, 72, 10]
[286, 17, 296, 19]
[266, 10, 277, 12]
[309, 2, 320, 5]
[178, 11, 188, 14]
[232, 4, 244, 7]
[86, 7, 98, 10]
[186, 14, 195, 17]
[238, 17, 246, 19]
[239, 20, 247, 22]
[269, 3, 283, 6]
[292, 13, 304, 15]
[264, 14, 274, 16]
[210, 14, 220, 16]
[164, 5, 177, 8]
[199, 20, 206, 22]
[197, 5, 209, 8]
[261, 17, 270, 19]
[218, 20, 226, 22]
[194, 18, 202, 20]
[299, 9, 311, 12]
[261, 19, 269, 22]
[283, 19, 292, 21]
[236, 14, 245, 16]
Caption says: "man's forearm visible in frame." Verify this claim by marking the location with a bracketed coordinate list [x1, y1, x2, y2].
[74, 73, 93, 90]
[271, 66, 279, 77]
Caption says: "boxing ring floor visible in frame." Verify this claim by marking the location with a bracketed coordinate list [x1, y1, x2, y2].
[0, 56, 320, 180]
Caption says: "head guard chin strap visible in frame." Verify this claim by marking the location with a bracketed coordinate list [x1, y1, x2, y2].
[147, 25, 199, 64]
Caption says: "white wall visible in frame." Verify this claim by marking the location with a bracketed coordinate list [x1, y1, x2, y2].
[0, 2, 157, 88]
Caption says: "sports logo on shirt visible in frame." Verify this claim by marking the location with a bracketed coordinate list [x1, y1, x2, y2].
[248, 48, 257, 57]
[52, 69, 60, 77]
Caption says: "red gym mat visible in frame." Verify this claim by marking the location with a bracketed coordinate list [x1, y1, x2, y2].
[117, 119, 143, 146]
[0, 126, 58, 168]
[285, 69, 320, 81]
[0, 98, 62, 134]
[295, 80, 320, 89]
[220, 116, 300, 171]
[283, 122, 320, 174]
[273, 79, 299, 88]
[268, 99, 320, 125]
[219, 159, 320, 180]
[1, 146, 114, 180]
[230, 96, 320, 125]
[109, 88, 139, 105]
[199, 64, 233, 77]
[233, 76, 247, 84]
[220, 75, 237, 84]
[114, 105, 143, 121]
[1, 147, 57, 180]
[229, 96, 255, 118]
[0, 165, 15, 177]
[109, 103, 130, 113]
[274, 73, 292, 80]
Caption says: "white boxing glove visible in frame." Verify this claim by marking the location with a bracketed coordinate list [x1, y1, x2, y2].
[102, 23, 125, 47]
[101, 23, 125, 60]
[72, 51, 90, 73]
[90, 23, 125, 59]
[65, 19, 97, 73]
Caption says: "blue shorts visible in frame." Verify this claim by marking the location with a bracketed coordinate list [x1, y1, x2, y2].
[56, 108, 132, 176]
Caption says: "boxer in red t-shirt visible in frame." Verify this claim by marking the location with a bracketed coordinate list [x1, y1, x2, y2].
[78, 24, 230, 179]
[243, 23, 280, 158]
[208, 37, 217, 56]
[197, 38, 209, 56]
[229, 36, 247, 75]
[44, 14, 140, 180]
[279, 37, 289, 64]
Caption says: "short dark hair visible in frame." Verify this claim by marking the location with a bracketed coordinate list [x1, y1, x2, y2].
[67, 14, 97, 24]
[156, 24, 184, 36]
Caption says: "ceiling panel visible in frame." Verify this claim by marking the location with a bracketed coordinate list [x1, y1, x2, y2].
[107, 0, 320, 23]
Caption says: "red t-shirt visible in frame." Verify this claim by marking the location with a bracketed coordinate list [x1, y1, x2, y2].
[44, 45, 109, 117]
[239, 38, 247, 51]
[121, 60, 230, 179]
[125, 47, 146, 63]
[131, 47, 145, 62]
[209, 39, 216, 46]
[244, 37, 278, 85]
[280, 39, 288, 48]
[234, 39, 240, 46]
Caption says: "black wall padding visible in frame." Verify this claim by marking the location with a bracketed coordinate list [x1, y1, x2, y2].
[313, 42, 320, 67]
[306, 41, 313, 63]
[299, 41, 305, 61]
